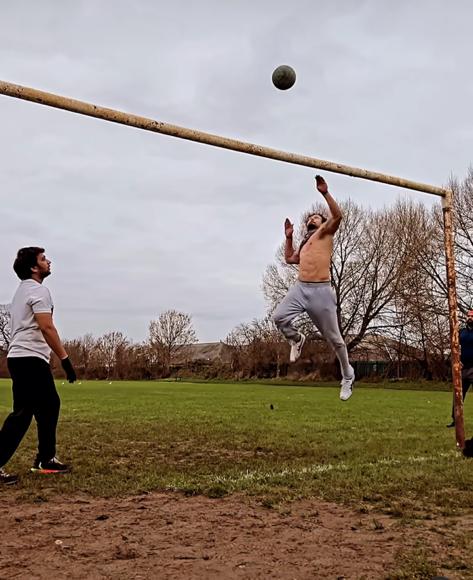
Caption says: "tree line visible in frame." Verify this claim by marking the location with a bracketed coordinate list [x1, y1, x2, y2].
[1, 172, 472, 382]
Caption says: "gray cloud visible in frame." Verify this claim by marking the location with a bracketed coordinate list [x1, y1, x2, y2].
[1, 0, 472, 342]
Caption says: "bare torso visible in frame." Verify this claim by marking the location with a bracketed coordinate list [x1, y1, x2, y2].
[298, 229, 333, 282]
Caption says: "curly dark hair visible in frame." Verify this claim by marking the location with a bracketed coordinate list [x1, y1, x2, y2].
[306, 212, 327, 225]
[13, 247, 45, 280]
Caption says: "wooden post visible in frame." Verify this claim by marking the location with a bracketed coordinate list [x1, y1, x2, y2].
[0, 80, 446, 197]
[442, 189, 465, 449]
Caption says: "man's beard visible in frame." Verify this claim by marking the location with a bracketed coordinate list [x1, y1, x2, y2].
[467, 321, 473, 329]
[307, 223, 317, 232]
[40, 270, 51, 280]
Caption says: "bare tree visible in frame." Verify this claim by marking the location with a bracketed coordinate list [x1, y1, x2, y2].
[148, 310, 197, 372]
[96, 331, 129, 379]
[78, 333, 97, 377]
[263, 200, 415, 352]
[407, 172, 473, 316]
[382, 267, 450, 379]
[450, 171, 473, 312]
[341, 199, 452, 379]
[225, 316, 287, 378]
[0, 305, 11, 354]
[64, 334, 155, 380]
[64, 333, 97, 378]
[123, 343, 153, 380]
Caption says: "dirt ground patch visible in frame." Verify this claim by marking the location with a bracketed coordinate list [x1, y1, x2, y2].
[0, 492, 470, 579]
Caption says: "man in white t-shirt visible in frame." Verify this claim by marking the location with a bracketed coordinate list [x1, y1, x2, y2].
[0, 247, 77, 484]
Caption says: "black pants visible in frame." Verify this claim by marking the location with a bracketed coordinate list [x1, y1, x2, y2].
[451, 367, 473, 420]
[0, 357, 60, 467]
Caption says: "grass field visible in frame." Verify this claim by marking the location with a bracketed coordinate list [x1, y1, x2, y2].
[1, 378, 472, 518]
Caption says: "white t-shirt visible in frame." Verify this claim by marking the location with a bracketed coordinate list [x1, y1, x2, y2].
[8, 279, 54, 362]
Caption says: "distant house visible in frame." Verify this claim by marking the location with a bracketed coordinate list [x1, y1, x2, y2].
[169, 334, 437, 380]
[349, 333, 424, 362]
[348, 333, 431, 379]
[171, 342, 234, 368]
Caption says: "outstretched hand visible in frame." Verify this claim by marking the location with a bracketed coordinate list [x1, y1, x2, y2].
[315, 175, 328, 195]
[284, 218, 294, 238]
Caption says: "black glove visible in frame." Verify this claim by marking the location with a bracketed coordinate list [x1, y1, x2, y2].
[61, 357, 77, 383]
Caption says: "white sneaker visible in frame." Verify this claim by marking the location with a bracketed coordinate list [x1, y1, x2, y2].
[289, 333, 306, 363]
[340, 369, 355, 401]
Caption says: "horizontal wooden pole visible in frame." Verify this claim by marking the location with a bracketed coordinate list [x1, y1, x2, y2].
[0, 80, 446, 197]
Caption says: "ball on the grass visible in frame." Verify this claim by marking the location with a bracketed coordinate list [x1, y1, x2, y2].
[272, 65, 296, 90]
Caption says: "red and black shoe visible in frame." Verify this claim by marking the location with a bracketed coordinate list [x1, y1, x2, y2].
[31, 456, 71, 474]
[0, 467, 18, 485]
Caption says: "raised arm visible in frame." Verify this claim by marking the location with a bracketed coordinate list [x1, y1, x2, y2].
[284, 218, 300, 264]
[315, 175, 342, 235]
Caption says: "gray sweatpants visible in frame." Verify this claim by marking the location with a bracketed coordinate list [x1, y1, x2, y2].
[273, 281, 353, 379]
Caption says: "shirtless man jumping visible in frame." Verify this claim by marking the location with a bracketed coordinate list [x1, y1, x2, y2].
[273, 175, 355, 401]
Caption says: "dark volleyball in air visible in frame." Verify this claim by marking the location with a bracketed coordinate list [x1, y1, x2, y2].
[272, 65, 296, 90]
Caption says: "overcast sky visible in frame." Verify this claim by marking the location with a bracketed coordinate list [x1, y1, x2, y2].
[1, 1, 472, 343]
